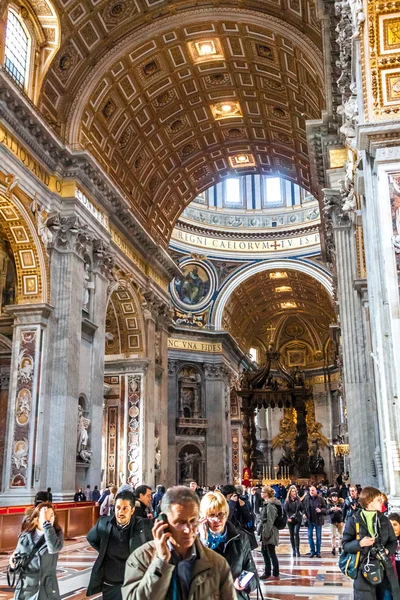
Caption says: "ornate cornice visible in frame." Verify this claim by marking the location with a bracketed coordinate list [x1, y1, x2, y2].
[0, 69, 179, 281]
[174, 220, 320, 241]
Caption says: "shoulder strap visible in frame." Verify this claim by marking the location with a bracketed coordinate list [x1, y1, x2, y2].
[355, 520, 360, 539]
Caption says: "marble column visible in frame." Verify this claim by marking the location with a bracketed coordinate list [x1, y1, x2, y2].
[1, 303, 53, 504]
[157, 319, 169, 486]
[83, 240, 113, 488]
[204, 362, 231, 485]
[360, 146, 400, 505]
[43, 216, 93, 500]
[323, 189, 377, 487]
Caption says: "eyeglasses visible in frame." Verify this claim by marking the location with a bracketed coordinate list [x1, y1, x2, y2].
[207, 512, 226, 521]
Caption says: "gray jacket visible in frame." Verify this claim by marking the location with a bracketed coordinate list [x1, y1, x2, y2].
[122, 537, 236, 600]
[12, 525, 64, 600]
[260, 498, 281, 546]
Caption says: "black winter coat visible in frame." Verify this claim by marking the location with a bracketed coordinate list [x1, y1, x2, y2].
[342, 511, 400, 600]
[302, 494, 327, 526]
[86, 515, 153, 595]
[213, 521, 259, 600]
[283, 498, 303, 524]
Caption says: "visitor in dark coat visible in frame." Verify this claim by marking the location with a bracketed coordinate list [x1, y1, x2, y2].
[9, 502, 64, 600]
[342, 486, 400, 600]
[87, 491, 153, 599]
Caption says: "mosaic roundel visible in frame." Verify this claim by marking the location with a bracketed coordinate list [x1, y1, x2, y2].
[171, 261, 215, 311]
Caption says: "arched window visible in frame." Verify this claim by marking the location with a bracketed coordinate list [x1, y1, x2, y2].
[4, 9, 30, 89]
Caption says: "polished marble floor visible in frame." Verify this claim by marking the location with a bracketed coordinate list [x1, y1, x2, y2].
[0, 525, 352, 599]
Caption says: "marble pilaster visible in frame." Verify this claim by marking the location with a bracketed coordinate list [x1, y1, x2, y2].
[204, 362, 231, 485]
[324, 189, 377, 486]
[1, 303, 53, 504]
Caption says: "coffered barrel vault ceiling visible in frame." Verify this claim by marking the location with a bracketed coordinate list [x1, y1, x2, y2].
[38, 1, 325, 246]
[222, 269, 335, 363]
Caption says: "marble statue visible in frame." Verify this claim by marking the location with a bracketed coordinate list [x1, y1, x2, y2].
[181, 452, 197, 479]
[77, 404, 90, 458]
[82, 262, 94, 311]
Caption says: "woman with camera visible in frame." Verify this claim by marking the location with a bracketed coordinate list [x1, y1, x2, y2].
[9, 502, 64, 600]
[284, 485, 303, 557]
[198, 491, 258, 599]
[342, 486, 400, 600]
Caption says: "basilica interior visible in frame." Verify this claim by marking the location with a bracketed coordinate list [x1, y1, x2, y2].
[0, 0, 399, 516]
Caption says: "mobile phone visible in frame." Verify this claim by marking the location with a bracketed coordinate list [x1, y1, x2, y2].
[237, 570, 255, 587]
[157, 512, 169, 527]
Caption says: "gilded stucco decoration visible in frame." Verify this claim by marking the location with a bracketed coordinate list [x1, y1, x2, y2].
[105, 281, 145, 356]
[305, 397, 329, 454]
[222, 269, 335, 362]
[0, 172, 49, 304]
[363, 0, 400, 119]
[37, 2, 325, 245]
[271, 407, 298, 454]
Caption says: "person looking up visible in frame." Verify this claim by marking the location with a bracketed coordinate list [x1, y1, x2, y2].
[10, 502, 63, 600]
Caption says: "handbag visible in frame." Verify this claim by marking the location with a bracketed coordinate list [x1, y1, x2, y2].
[339, 522, 361, 579]
[361, 551, 385, 586]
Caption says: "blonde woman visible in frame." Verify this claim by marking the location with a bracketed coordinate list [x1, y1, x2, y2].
[199, 491, 258, 599]
[9, 502, 64, 600]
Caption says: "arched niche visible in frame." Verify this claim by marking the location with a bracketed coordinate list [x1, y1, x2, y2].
[0, 174, 49, 304]
[177, 365, 202, 419]
[177, 441, 205, 485]
[105, 281, 145, 356]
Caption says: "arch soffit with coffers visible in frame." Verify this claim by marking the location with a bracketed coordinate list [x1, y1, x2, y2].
[212, 258, 333, 330]
[39, 8, 325, 245]
[176, 440, 204, 457]
[105, 281, 146, 356]
[0, 175, 49, 305]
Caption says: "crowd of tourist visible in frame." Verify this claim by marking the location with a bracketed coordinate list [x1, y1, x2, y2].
[7, 477, 400, 600]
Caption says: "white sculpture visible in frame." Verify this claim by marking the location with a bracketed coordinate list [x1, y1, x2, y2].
[82, 262, 94, 311]
[77, 404, 90, 457]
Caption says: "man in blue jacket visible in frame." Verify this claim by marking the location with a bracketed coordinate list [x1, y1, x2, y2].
[86, 490, 153, 600]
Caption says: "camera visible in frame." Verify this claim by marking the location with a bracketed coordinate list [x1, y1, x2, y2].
[370, 544, 390, 563]
[11, 552, 30, 572]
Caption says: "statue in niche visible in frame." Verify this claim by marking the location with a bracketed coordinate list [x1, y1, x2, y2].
[30, 196, 55, 249]
[180, 452, 198, 479]
[82, 261, 94, 312]
[77, 403, 91, 461]
[309, 451, 325, 474]
[155, 331, 161, 365]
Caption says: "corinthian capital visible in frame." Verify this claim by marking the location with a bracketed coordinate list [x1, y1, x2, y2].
[93, 239, 115, 277]
[49, 215, 93, 256]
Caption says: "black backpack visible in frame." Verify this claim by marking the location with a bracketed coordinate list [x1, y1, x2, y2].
[274, 503, 288, 530]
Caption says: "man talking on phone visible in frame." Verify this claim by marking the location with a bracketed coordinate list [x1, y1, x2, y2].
[122, 486, 236, 599]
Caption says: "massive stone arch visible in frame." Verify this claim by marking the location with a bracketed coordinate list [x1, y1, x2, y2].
[212, 258, 333, 330]
[0, 173, 49, 305]
[105, 280, 145, 357]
